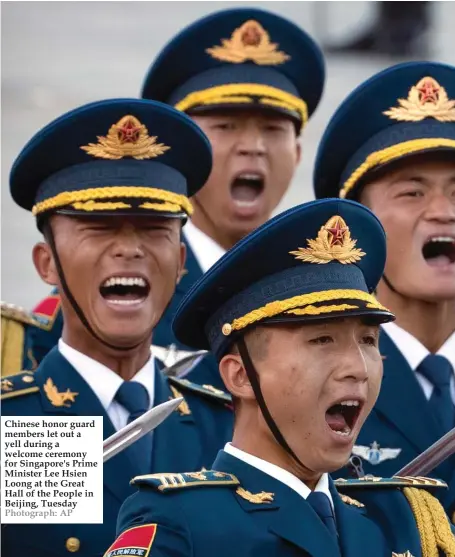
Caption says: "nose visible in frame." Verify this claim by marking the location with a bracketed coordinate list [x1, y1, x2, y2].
[236, 124, 266, 157]
[111, 225, 145, 260]
[424, 190, 455, 224]
[334, 343, 369, 384]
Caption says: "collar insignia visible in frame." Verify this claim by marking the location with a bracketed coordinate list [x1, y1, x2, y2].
[392, 552, 415, 557]
[236, 486, 274, 504]
[289, 215, 365, 265]
[340, 494, 365, 508]
[1, 379, 13, 392]
[169, 385, 191, 416]
[384, 77, 455, 122]
[43, 377, 78, 407]
[352, 442, 402, 465]
[206, 20, 290, 66]
[81, 115, 171, 160]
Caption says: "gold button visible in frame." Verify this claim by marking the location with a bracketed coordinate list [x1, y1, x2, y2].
[222, 323, 232, 336]
[22, 375, 34, 383]
[66, 537, 80, 552]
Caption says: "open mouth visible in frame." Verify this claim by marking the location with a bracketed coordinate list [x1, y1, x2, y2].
[99, 276, 151, 306]
[230, 173, 265, 207]
[325, 399, 362, 437]
[422, 236, 455, 267]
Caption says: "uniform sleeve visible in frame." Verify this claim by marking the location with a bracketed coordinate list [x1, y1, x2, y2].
[104, 490, 193, 557]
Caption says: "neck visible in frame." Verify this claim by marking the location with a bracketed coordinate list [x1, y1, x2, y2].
[231, 417, 322, 490]
[191, 199, 240, 251]
[62, 327, 152, 381]
[377, 282, 455, 352]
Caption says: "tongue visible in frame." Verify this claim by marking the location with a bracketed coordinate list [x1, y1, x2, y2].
[231, 182, 260, 202]
[426, 254, 453, 267]
[325, 411, 347, 432]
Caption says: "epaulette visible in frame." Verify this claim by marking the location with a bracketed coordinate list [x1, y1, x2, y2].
[131, 470, 240, 492]
[168, 376, 232, 404]
[1, 302, 43, 328]
[1, 371, 39, 401]
[335, 475, 447, 490]
[1, 302, 46, 376]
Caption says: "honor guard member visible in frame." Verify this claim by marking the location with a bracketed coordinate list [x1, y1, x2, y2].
[108, 199, 455, 557]
[1, 99, 234, 557]
[26, 7, 325, 391]
[313, 62, 455, 519]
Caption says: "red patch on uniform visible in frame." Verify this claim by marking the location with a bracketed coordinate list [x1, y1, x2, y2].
[104, 524, 157, 557]
[33, 295, 61, 322]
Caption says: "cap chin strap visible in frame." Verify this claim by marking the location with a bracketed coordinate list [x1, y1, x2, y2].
[381, 274, 399, 295]
[44, 221, 144, 352]
[236, 336, 308, 471]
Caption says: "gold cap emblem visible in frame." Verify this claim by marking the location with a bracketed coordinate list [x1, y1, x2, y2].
[383, 77, 455, 122]
[206, 20, 290, 66]
[80, 115, 171, 160]
[289, 216, 366, 265]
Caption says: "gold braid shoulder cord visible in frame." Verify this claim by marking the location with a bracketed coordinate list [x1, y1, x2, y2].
[403, 487, 455, 557]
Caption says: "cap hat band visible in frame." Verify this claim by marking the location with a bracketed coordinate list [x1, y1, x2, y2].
[32, 186, 193, 217]
[174, 83, 308, 124]
[340, 137, 455, 199]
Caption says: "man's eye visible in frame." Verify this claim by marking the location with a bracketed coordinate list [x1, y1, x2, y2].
[400, 190, 424, 198]
[213, 123, 235, 131]
[362, 335, 378, 346]
[86, 225, 110, 231]
[310, 336, 333, 345]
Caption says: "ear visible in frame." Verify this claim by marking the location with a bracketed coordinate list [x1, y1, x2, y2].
[32, 242, 59, 286]
[177, 240, 187, 284]
[295, 139, 302, 165]
[219, 350, 256, 401]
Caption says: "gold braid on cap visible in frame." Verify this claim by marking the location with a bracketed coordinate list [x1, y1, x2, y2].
[221, 289, 388, 336]
[175, 83, 308, 125]
[340, 138, 455, 199]
[32, 186, 193, 217]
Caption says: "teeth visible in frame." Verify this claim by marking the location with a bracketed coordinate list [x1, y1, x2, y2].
[106, 299, 143, 306]
[237, 173, 262, 181]
[429, 237, 455, 243]
[333, 426, 351, 437]
[102, 277, 147, 288]
[340, 400, 360, 407]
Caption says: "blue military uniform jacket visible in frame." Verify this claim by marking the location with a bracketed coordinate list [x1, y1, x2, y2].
[1, 347, 233, 557]
[332, 329, 455, 522]
[22, 236, 227, 391]
[111, 449, 455, 557]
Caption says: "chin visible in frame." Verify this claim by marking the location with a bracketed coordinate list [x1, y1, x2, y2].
[100, 329, 150, 349]
[412, 285, 455, 303]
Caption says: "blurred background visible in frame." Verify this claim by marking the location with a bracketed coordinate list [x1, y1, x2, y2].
[2, 1, 455, 309]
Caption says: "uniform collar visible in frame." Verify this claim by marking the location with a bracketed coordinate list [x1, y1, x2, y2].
[382, 321, 455, 371]
[58, 339, 156, 411]
[183, 219, 226, 273]
[224, 442, 333, 510]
